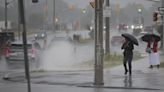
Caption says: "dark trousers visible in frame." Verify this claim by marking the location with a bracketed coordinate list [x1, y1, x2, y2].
[123, 52, 133, 74]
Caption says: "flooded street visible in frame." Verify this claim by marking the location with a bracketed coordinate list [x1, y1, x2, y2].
[40, 31, 94, 71]
[0, 29, 147, 71]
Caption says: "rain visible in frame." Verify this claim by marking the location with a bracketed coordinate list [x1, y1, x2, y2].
[0, 0, 164, 92]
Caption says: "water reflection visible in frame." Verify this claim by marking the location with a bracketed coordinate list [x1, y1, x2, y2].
[123, 76, 133, 87]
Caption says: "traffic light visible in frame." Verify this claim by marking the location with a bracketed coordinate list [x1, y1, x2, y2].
[90, 2, 95, 8]
[32, 0, 38, 3]
[153, 12, 158, 21]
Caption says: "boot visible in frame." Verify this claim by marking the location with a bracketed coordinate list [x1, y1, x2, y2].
[129, 69, 132, 76]
[128, 62, 132, 76]
[149, 65, 153, 69]
[124, 64, 128, 75]
[125, 70, 128, 75]
[157, 65, 160, 69]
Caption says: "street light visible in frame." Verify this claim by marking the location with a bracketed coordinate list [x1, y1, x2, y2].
[54, 17, 59, 23]
[82, 9, 87, 14]
[138, 9, 142, 13]
[137, 8, 143, 28]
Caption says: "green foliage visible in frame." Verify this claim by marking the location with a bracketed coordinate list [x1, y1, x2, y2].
[103, 53, 123, 68]
[160, 62, 164, 68]
[104, 51, 142, 68]
[78, 38, 93, 43]
[104, 53, 123, 61]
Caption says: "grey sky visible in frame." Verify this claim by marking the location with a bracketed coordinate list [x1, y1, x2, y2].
[63, 0, 153, 8]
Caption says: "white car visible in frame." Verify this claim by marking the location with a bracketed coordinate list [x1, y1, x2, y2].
[5, 41, 38, 62]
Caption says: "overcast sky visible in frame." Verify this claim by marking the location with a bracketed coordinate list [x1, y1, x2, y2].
[63, 0, 154, 8]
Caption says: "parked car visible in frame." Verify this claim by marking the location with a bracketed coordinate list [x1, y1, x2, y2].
[5, 41, 37, 62]
[34, 31, 47, 40]
[111, 36, 124, 46]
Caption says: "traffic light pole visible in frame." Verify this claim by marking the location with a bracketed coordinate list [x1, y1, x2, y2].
[94, 0, 104, 85]
[18, 0, 31, 92]
[105, 0, 110, 54]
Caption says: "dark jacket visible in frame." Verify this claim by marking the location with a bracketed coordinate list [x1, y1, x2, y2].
[121, 41, 134, 55]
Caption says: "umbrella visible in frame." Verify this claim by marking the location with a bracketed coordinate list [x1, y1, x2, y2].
[141, 34, 161, 42]
[121, 33, 139, 46]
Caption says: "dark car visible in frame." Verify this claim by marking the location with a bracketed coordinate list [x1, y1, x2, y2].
[111, 36, 124, 46]
[34, 31, 47, 40]
[117, 23, 128, 32]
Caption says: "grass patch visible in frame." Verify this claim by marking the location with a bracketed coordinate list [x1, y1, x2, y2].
[160, 62, 164, 68]
[31, 69, 46, 73]
[104, 51, 143, 68]
[104, 53, 123, 68]
[78, 51, 143, 69]
[78, 38, 93, 43]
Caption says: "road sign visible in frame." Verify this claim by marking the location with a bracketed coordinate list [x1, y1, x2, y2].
[90, 2, 95, 8]
[158, 7, 164, 11]
[103, 6, 111, 17]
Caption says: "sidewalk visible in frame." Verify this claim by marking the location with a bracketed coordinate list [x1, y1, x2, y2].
[2, 55, 164, 92]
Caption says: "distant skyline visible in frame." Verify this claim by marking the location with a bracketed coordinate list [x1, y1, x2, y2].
[63, 0, 154, 8]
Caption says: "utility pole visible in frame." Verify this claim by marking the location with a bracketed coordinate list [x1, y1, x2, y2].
[105, 0, 110, 54]
[17, 0, 21, 40]
[18, 0, 31, 92]
[5, 0, 8, 32]
[94, 0, 104, 85]
[162, 0, 164, 53]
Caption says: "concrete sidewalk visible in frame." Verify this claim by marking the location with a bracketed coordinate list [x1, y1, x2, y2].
[1, 55, 164, 92]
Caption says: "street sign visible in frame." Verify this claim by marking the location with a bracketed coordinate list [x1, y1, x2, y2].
[90, 2, 95, 8]
[158, 7, 164, 11]
[103, 6, 111, 17]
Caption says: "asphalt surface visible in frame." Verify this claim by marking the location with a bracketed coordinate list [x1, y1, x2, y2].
[0, 55, 164, 92]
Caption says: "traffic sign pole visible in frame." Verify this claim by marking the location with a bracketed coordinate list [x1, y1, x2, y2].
[18, 0, 31, 92]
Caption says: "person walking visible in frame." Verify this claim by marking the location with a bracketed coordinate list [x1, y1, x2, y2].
[121, 38, 134, 76]
[146, 38, 160, 69]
